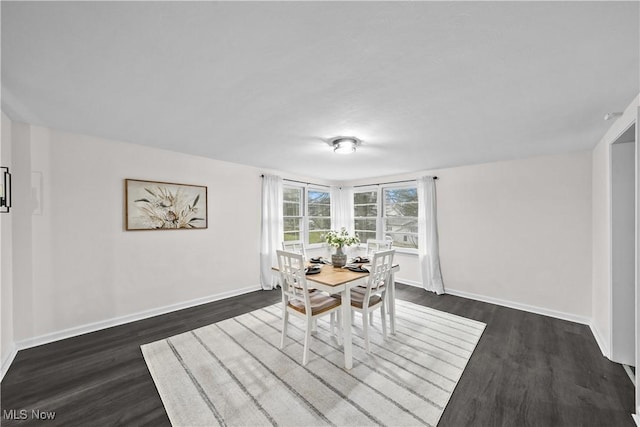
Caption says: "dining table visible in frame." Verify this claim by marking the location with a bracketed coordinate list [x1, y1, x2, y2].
[303, 262, 400, 370]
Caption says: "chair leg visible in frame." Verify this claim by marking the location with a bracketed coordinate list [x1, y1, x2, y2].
[380, 301, 387, 340]
[369, 311, 374, 326]
[362, 309, 370, 353]
[303, 317, 313, 365]
[336, 311, 343, 345]
[280, 310, 288, 349]
[312, 318, 318, 334]
[330, 312, 335, 337]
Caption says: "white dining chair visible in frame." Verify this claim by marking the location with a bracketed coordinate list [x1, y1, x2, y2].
[365, 238, 393, 257]
[349, 249, 395, 353]
[360, 238, 394, 320]
[282, 240, 307, 261]
[277, 249, 342, 365]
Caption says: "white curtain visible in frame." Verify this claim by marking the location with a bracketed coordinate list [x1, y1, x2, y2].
[330, 186, 354, 234]
[260, 175, 283, 290]
[417, 176, 444, 294]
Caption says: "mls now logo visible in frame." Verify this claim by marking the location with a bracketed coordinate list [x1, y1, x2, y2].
[3, 409, 56, 420]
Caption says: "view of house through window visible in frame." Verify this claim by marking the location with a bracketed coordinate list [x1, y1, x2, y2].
[283, 185, 331, 245]
[383, 187, 418, 249]
[353, 185, 418, 249]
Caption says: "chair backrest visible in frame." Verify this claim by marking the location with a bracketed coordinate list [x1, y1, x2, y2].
[366, 239, 393, 257]
[277, 249, 311, 304]
[365, 249, 395, 295]
[282, 240, 307, 261]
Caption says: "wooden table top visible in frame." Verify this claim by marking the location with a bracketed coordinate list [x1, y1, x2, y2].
[306, 265, 369, 287]
[273, 263, 399, 288]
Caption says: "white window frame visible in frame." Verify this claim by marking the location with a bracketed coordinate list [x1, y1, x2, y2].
[283, 184, 304, 243]
[305, 186, 331, 248]
[381, 183, 419, 254]
[353, 185, 381, 246]
[283, 183, 331, 249]
[353, 183, 419, 254]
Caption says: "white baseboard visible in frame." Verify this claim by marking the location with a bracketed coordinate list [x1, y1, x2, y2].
[396, 278, 422, 288]
[444, 287, 591, 325]
[1, 342, 18, 382]
[14, 284, 262, 355]
[589, 321, 611, 359]
[395, 279, 591, 326]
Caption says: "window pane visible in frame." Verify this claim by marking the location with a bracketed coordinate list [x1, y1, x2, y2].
[384, 217, 418, 233]
[284, 217, 301, 232]
[308, 190, 330, 245]
[354, 191, 377, 204]
[283, 186, 303, 242]
[309, 217, 331, 230]
[308, 231, 326, 244]
[356, 231, 377, 243]
[308, 190, 330, 203]
[384, 188, 418, 217]
[354, 218, 377, 231]
[283, 231, 301, 241]
[283, 187, 301, 203]
[385, 232, 418, 249]
[308, 204, 331, 216]
[382, 186, 418, 249]
[385, 202, 418, 217]
[354, 204, 377, 217]
[283, 201, 300, 216]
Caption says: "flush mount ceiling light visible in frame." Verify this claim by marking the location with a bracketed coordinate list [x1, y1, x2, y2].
[604, 112, 623, 121]
[331, 136, 361, 154]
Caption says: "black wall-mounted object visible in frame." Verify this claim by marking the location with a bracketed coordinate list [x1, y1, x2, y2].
[1, 166, 11, 213]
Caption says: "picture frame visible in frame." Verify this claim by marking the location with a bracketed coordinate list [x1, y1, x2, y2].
[125, 178, 208, 231]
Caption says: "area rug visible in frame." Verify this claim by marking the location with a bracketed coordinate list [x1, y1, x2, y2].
[141, 299, 485, 427]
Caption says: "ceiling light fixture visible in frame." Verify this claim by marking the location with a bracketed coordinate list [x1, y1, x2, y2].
[604, 112, 623, 121]
[331, 136, 360, 154]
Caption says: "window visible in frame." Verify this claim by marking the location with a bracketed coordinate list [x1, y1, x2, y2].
[307, 189, 331, 244]
[383, 187, 418, 249]
[354, 190, 378, 243]
[353, 185, 419, 250]
[283, 186, 302, 242]
[283, 185, 331, 246]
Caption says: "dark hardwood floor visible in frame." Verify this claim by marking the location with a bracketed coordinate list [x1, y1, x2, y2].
[1, 284, 635, 426]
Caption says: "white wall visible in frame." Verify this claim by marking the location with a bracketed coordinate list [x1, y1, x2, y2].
[8, 121, 331, 347]
[592, 133, 611, 355]
[1, 112, 15, 377]
[348, 150, 593, 322]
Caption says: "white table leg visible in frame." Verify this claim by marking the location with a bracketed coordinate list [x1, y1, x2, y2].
[389, 272, 396, 335]
[342, 286, 353, 369]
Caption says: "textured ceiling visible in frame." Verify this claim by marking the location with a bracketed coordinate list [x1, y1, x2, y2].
[2, 1, 638, 181]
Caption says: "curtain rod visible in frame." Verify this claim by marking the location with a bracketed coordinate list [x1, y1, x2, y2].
[260, 174, 330, 188]
[353, 177, 438, 188]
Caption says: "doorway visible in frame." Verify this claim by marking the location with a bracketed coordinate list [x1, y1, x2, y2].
[610, 123, 636, 376]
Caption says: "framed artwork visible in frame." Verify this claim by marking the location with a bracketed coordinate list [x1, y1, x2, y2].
[125, 179, 208, 231]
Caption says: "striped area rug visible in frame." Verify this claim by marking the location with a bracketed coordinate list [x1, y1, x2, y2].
[141, 299, 485, 427]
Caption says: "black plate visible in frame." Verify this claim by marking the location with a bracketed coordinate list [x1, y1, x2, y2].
[305, 267, 321, 275]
